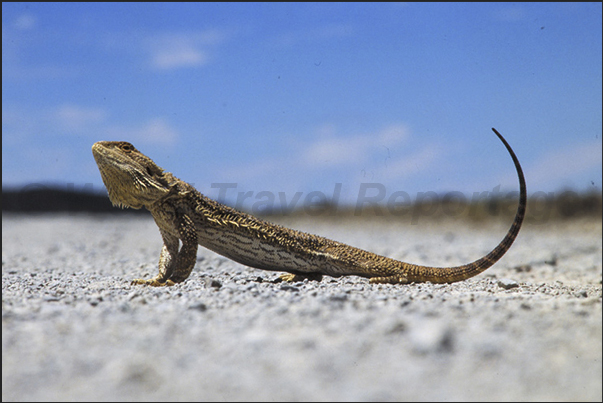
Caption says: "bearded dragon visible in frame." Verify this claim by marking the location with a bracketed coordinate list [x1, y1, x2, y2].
[92, 128, 525, 286]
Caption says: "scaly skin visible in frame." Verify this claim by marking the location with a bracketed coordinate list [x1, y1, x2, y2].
[92, 128, 525, 286]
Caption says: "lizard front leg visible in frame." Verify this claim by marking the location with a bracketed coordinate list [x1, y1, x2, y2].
[132, 229, 180, 286]
[132, 214, 198, 286]
[132, 208, 198, 286]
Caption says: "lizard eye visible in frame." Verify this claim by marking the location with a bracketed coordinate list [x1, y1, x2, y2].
[121, 143, 133, 152]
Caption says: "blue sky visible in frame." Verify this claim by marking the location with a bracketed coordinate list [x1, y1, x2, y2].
[2, 2, 602, 209]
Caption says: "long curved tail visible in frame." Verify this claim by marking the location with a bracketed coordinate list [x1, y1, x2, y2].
[400, 128, 526, 284]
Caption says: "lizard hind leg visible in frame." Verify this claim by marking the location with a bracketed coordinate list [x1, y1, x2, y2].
[279, 272, 323, 283]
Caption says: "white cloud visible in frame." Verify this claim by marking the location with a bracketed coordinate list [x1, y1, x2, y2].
[136, 118, 178, 144]
[303, 132, 370, 166]
[151, 42, 209, 70]
[3, 15, 80, 81]
[527, 141, 602, 190]
[375, 123, 409, 144]
[216, 123, 412, 195]
[301, 123, 410, 168]
[3, 102, 178, 147]
[14, 14, 36, 30]
[54, 104, 107, 131]
[378, 145, 442, 182]
[2, 103, 109, 141]
[105, 117, 178, 145]
[147, 30, 231, 71]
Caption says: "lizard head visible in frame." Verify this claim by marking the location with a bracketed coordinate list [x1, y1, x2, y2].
[92, 141, 171, 209]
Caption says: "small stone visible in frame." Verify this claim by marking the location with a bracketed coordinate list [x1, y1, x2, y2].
[514, 264, 532, 272]
[188, 302, 208, 311]
[573, 290, 588, 298]
[280, 284, 299, 292]
[128, 291, 141, 300]
[329, 293, 348, 302]
[497, 278, 519, 290]
[388, 321, 407, 334]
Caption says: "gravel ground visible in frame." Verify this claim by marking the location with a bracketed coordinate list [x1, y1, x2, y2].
[2, 213, 601, 401]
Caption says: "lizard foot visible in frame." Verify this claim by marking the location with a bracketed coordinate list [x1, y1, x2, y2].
[278, 272, 323, 282]
[131, 278, 176, 287]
